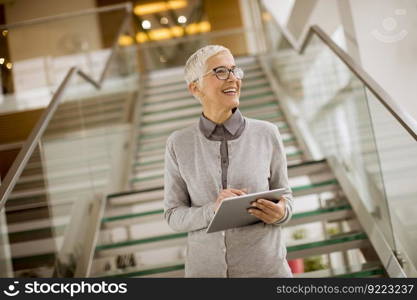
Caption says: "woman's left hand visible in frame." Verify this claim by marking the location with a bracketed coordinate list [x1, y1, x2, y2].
[248, 196, 286, 224]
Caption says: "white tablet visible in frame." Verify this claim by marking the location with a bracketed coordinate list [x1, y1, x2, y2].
[206, 188, 287, 233]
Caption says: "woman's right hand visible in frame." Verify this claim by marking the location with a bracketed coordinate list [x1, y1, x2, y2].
[214, 188, 247, 212]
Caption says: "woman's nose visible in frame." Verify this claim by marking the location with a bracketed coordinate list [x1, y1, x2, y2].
[227, 71, 239, 82]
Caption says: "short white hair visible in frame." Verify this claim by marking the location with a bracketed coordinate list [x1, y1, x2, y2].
[184, 45, 231, 85]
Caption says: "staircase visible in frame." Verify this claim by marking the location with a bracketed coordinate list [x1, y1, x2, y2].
[89, 57, 385, 278]
[3, 89, 133, 277]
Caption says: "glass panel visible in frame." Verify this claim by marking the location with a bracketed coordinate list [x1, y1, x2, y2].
[260, 15, 397, 252]
[366, 91, 417, 270]
[0, 207, 13, 277]
[0, 8, 127, 113]
[135, 27, 252, 72]
[0, 6, 138, 277]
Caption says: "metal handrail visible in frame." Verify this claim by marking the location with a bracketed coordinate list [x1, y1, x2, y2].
[263, 8, 417, 141]
[0, 3, 132, 211]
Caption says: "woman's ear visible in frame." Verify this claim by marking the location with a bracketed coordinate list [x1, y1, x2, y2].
[188, 81, 200, 97]
[188, 81, 204, 104]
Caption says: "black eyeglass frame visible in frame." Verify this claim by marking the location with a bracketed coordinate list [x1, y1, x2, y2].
[193, 66, 244, 82]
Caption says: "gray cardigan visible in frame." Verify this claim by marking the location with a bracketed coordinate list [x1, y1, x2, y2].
[163, 117, 293, 277]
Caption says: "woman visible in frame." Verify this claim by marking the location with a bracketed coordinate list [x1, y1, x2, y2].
[163, 45, 293, 277]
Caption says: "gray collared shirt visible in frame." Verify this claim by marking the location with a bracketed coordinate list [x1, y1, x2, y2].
[164, 114, 294, 277]
[199, 107, 245, 189]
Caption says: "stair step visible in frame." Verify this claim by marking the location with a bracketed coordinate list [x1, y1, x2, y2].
[46, 114, 124, 133]
[138, 106, 282, 135]
[288, 159, 328, 177]
[145, 64, 260, 90]
[6, 203, 72, 223]
[101, 201, 351, 231]
[98, 261, 384, 278]
[8, 224, 67, 244]
[133, 138, 297, 177]
[141, 93, 276, 122]
[107, 187, 164, 206]
[140, 100, 279, 131]
[143, 90, 274, 114]
[17, 165, 110, 185]
[12, 253, 56, 271]
[145, 59, 259, 88]
[295, 261, 384, 278]
[51, 104, 125, 123]
[95, 232, 187, 258]
[144, 72, 266, 103]
[98, 260, 185, 278]
[146, 68, 263, 91]
[145, 77, 269, 99]
[131, 151, 305, 183]
[93, 231, 369, 277]
[138, 113, 285, 141]
[96, 182, 343, 252]
[288, 203, 352, 226]
[286, 232, 370, 260]
[131, 152, 305, 190]
[8, 178, 108, 202]
[137, 122, 289, 148]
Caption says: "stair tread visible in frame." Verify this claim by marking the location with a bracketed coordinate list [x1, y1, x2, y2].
[98, 260, 383, 278]
[91, 231, 369, 278]
[133, 150, 303, 170]
[144, 74, 266, 104]
[101, 202, 350, 227]
[97, 260, 185, 278]
[138, 114, 286, 140]
[95, 229, 365, 254]
[295, 261, 384, 278]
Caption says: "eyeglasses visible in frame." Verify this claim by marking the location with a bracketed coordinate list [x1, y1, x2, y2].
[197, 66, 244, 81]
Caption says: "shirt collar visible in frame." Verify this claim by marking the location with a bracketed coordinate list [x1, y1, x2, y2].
[199, 107, 243, 138]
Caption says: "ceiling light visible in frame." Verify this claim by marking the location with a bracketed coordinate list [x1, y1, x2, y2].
[171, 26, 184, 37]
[118, 35, 134, 46]
[149, 28, 172, 40]
[178, 16, 187, 24]
[160, 17, 169, 25]
[136, 21, 211, 43]
[185, 23, 199, 35]
[134, 0, 187, 16]
[142, 20, 151, 30]
[0, 58, 4, 64]
[199, 21, 211, 32]
[136, 32, 148, 43]
[6, 62, 12, 70]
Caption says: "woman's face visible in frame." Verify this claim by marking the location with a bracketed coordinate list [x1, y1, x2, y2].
[193, 51, 241, 112]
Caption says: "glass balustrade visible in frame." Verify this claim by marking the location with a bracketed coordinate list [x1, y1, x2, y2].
[0, 5, 138, 277]
[0, 6, 129, 113]
[260, 2, 417, 273]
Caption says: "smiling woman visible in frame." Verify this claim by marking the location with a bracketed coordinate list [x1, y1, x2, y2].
[163, 45, 294, 278]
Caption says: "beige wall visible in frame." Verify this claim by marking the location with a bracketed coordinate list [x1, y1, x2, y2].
[204, 0, 248, 56]
[4, 0, 102, 61]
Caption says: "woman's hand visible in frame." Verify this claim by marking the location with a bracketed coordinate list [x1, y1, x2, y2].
[248, 196, 286, 224]
[214, 188, 247, 212]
